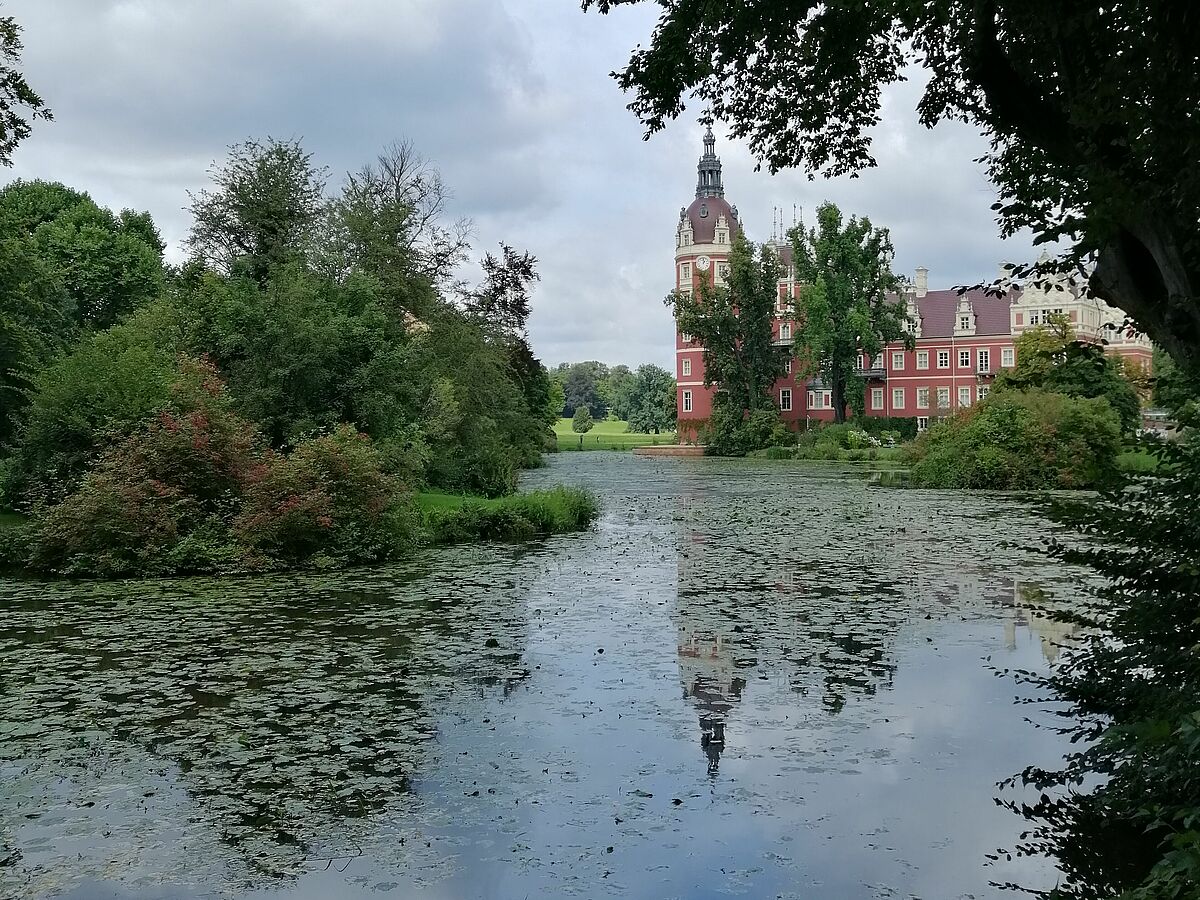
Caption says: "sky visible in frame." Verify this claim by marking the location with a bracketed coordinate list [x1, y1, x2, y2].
[4, 0, 1038, 369]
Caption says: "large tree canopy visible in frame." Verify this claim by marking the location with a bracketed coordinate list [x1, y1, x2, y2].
[581, 1, 1200, 372]
[790, 202, 911, 423]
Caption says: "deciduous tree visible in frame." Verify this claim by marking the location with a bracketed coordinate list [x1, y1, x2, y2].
[0, 13, 51, 166]
[789, 202, 910, 423]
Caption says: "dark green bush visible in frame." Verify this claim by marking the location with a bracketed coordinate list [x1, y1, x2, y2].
[1001, 438, 1200, 898]
[906, 389, 1122, 489]
[421, 486, 598, 544]
[852, 415, 919, 441]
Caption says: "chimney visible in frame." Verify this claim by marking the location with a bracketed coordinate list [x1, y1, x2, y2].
[914, 266, 929, 298]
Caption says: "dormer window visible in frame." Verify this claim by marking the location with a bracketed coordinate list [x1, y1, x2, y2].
[959, 315, 971, 331]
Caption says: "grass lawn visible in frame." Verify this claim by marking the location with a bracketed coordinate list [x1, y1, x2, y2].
[553, 418, 676, 451]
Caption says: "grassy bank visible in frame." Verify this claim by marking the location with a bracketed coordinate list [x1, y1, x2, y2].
[417, 486, 598, 543]
[748, 445, 907, 463]
[553, 418, 675, 451]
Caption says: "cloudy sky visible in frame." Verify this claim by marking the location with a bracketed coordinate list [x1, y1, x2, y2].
[5, 0, 1037, 369]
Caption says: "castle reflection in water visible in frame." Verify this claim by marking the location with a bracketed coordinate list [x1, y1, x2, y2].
[672, 525, 1075, 776]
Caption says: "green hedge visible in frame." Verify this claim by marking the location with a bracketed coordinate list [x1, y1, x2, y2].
[419, 486, 598, 544]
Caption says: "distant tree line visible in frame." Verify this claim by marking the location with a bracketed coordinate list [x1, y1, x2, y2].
[549, 360, 676, 433]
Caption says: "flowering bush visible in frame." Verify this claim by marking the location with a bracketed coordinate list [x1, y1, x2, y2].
[235, 425, 418, 568]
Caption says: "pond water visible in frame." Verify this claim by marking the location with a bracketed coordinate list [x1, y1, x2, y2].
[1, 454, 1087, 900]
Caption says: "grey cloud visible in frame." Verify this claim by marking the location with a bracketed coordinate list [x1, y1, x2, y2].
[4, 1, 1037, 372]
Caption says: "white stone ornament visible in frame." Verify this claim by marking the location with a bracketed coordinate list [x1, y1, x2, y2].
[695, 255, 711, 272]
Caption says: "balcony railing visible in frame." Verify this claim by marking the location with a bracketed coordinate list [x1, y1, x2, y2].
[853, 366, 887, 379]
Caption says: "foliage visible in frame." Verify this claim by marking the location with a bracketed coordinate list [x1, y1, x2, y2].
[0, 13, 51, 166]
[0, 179, 165, 329]
[1152, 346, 1200, 425]
[235, 425, 419, 569]
[186, 138, 328, 285]
[704, 406, 790, 457]
[906, 389, 1122, 489]
[418, 486, 598, 544]
[28, 358, 263, 577]
[554, 361, 609, 419]
[463, 242, 539, 338]
[3, 300, 184, 507]
[789, 202, 911, 422]
[999, 439, 1200, 898]
[582, 0, 1200, 379]
[329, 140, 468, 317]
[851, 415, 918, 442]
[622, 364, 677, 434]
[572, 405, 595, 435]
[993, 318, 1142, 433]
[670, 231, 788, 437]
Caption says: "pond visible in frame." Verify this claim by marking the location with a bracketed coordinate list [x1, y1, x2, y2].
[1, 454, 1088, 899]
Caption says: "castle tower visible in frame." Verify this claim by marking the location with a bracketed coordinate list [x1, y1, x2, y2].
[675, 125, 740, 440]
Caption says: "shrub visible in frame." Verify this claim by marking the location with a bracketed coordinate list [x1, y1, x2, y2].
[28, 360, 265, 576]
[704, 406, 791, 456]
[420, 486, 598, 544]
[851, 415, 919, 441]
[906, 389, 1122, 489]
[235, 425, 419, 568]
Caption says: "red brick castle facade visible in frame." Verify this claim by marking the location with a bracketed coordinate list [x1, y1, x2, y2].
[674, 130, 1152, 441]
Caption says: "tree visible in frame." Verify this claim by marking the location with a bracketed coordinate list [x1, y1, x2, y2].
[0, 13, 51, 166]
[598, 364, 636, 419]
[560, 361, 607, 419]
[0, 180, 165, 329]
[330, 141, 468, 317]
[581, 1, 1200, 376]
[790, 202, 911, 423]
[186, 138, 328, 285]
[671, 231, 787, 428]
[624, 364, 677, 434]
[571, 405, 594, 447]
[993, 316, 1142, 434]
[464, 243, 539, 339]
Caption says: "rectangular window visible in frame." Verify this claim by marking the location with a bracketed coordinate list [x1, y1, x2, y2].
[856, 353, 864, 370]
[937, 350, 950, 369]
[682, 390, 693, 413]
[779, 388, 792, 412]
[977, 349, 991, 372]
[937, 387, 950, 409]
[917, 416, 929, 432]
[681, 332, 692, 344]
[959, 315, 971, 331]
[916, 350, 929, 370]
[892, 351, 904, 370]
[822, 390, 832, 409]
[785, 358, 792, 374]
[978, 384, 990, 401]
[1029, 310, 1041, 325]
[958, 386, 972, 407]
[680, 263, 690, 281]
[779, 323, 792, 340]
[959, 349, 971, 368]
[892, 387, 905, 409]
[808, 390, 817, 409]
[1001, 347, 1015, 367]
[871, 388, 883, 410]
[917, 387, 930, 409]
[681, 358, 691, 377]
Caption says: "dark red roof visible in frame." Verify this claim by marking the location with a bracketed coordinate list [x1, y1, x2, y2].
[685, 196, 740, 245]
[910, 288, 1015, 337]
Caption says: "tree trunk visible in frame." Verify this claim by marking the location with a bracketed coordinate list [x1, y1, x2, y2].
[1090, 218, 1200, 375]
[832, 376, 847, 424]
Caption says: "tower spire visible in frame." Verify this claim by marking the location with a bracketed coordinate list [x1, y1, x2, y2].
[695, 119, 724, 199]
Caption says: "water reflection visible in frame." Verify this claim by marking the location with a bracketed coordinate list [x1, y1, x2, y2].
[2, 456, 1094, 899]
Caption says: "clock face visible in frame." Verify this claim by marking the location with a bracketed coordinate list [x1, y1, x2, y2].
[695, 255, 711, 272]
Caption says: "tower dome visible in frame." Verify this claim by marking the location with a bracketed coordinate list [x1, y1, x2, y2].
[680, 125, 740, 245]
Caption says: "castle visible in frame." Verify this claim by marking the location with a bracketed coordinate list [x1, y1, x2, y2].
[673, 129, 1152, 440]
